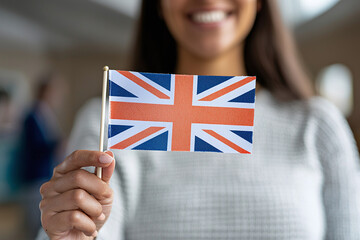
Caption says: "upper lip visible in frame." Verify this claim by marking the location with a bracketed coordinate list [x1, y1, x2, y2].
[186, 7, 234, 15]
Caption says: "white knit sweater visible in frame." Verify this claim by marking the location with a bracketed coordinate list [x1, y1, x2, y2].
[37, 90, 360, 240]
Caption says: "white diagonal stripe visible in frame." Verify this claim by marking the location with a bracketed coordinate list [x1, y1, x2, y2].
[108, 124, 147, 148]
[125, 127, 169, 150]
[192, 127, 238, 153]
[131, 71, 172, 97]
[194, 76, 248, 101]
[191, 123, 253, 153]
[108, 119, 173, 150]
[210, 80, 255, 104]
[110, 71, 158, 101]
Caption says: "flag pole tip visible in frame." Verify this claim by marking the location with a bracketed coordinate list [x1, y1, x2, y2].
[103, 66, 109, 71]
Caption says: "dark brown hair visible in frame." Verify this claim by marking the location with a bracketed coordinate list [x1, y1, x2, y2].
[131, 0, 314, 100]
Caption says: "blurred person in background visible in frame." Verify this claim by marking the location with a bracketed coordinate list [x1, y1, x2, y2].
[19, 71, 66, 240]
[37, 0, 360, 239]
[0, 87, 19, 201]
[0, 87, 15, 133]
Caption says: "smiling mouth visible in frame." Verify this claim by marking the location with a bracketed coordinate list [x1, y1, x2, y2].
[188, 10, 233, 24]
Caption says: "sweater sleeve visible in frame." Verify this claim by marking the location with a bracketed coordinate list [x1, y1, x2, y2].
[310, 98, 360, 240]
[35, 98, 126, 240]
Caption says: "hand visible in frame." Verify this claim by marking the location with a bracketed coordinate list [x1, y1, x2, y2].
[39, 150, 116, 240]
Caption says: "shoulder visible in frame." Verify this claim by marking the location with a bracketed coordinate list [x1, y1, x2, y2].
[265, 91, 350, 136]
[307, 96, 343, 122]
[258, 91, 358, 156]
[306, 96, 359, 160]
[306, 96, 350, 139]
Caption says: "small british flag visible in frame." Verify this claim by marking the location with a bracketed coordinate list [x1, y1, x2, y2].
[107, 70, 256, 154]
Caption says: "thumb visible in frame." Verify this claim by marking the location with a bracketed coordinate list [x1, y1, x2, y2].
[101, 150, 115, 183]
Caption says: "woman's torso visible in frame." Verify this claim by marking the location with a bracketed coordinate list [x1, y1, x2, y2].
[117, 90, 325, 239]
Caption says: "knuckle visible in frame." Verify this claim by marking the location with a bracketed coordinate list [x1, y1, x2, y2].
[94, 204, 103, 217]
[39, 199, 47, 210]
[102, 186, 113, 199]
[53, 164, 63, 176]
[72, 189, 86, 203]
[89, 223, 96, 233]
[69, 211, 82, 223]
[39, 182, 50, 196]
[53, 165, 59, 176]
[71, 170, 85, 185]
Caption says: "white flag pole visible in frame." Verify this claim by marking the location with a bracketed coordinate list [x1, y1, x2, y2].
[97, 66, 109, 178]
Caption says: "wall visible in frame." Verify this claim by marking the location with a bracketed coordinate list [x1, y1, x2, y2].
[297, 18, 360, 149]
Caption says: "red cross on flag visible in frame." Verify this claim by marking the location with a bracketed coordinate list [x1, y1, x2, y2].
[107, 70, 256, 154]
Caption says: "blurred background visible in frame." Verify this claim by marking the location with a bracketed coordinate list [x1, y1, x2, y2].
[0, 0, 359, 239]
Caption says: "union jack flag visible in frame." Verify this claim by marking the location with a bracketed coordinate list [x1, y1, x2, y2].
[107, 70, 256, 154]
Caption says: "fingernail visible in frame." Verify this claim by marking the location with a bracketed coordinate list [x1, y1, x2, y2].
[92, 231, 98, 237]
[99, 154, 113, 164]
[98, 213, 105, 221]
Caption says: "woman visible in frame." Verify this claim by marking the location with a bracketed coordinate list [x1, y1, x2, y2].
[37, 0, 360, 239]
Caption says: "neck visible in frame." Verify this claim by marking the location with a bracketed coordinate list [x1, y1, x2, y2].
[175, 45, 246, 76]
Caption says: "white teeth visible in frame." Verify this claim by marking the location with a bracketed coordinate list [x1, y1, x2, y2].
[192, 11, 227, 24]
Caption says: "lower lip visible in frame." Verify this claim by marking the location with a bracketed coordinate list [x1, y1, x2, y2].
[187, 13, 234, 29]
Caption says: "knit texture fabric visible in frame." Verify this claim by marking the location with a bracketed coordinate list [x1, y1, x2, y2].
[36, 90, 360, 240]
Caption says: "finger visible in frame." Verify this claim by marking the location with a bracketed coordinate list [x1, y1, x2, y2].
[40, 189, 103, 218]
[102, 151, 116, 183]
[41, 169, 105, 198]
[48, 169, 113, 202]
[94, 150, 115, 184]
[54, 150, 114, 176]
[46, 210, 97, 237]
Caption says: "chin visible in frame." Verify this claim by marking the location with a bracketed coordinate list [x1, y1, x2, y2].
[185, 40, 236, 60]
[194, 48, 225, 59]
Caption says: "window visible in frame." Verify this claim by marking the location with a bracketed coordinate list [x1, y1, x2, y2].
[316, 64, 353, 117]
[278, 0, 340, 26]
